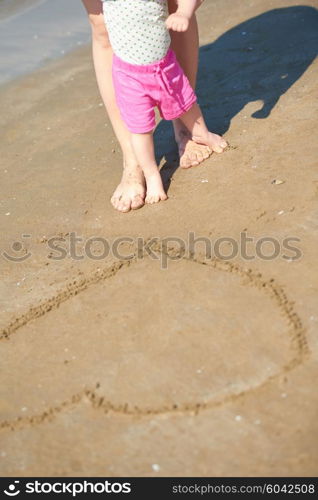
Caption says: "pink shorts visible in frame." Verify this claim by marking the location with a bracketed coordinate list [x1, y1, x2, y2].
[112, 49, 197, 134]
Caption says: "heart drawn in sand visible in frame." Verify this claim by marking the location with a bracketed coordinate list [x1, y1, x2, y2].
[0, 243, 308, 430]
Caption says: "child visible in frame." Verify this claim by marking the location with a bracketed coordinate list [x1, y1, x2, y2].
[102, 0, 227, 204]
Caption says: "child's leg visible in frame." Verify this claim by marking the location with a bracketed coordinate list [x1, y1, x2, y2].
[168, 0, 214, 168]
[131, 133, 168, 204]
[179, 103, 228, 154]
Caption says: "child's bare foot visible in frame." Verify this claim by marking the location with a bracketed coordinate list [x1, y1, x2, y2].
[111, 162, 146, 213]
[193, 131, 228, 154]
[177, 104, 228, 166]
[173, 120, 212, 168]
[130, 132, 168, 205]
[144, 170, 168, 204]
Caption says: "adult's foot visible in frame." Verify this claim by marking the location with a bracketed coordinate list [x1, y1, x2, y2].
[173, 119, 212, 168]
[111, 162, 146, 213]
[173, 119, 228, 168]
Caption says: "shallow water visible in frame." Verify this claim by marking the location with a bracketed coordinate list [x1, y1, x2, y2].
[0, 0, 90, 85]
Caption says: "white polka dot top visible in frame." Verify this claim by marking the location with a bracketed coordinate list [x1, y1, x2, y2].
[102, 0, 171, 65]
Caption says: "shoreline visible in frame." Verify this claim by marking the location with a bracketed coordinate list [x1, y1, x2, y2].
[0, 0, 43, 21]
[0, 0, 90, 85]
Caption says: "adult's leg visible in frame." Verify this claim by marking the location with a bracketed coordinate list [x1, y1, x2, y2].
[168, 0, 226, 168]
[82, 0, 145, 212]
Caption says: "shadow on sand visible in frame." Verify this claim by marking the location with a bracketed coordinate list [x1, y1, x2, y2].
[155, 6, 318, 190]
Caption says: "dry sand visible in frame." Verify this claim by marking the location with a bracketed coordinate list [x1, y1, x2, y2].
[0, 0, 318, 477]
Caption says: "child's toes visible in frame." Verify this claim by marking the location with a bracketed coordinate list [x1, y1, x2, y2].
[213, 145, 225, 153]
[146, 194, 157, 204]
[206, 133, 228, 154]
[146, 192, 167, 204]
[160, 192, 168, 201]
[214, 139, 228, 153]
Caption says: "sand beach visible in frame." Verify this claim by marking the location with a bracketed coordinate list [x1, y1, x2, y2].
[0, 0, 318, 477]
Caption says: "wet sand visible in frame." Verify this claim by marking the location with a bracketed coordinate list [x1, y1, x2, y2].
[0, 0, 318, 477]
